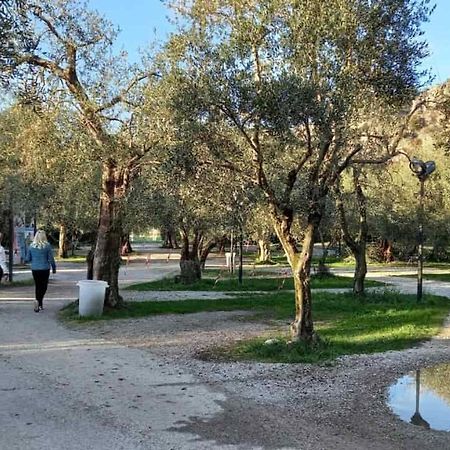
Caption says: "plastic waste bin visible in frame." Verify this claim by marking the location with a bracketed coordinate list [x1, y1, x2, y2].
[225, 252, 236, 268]
[77, 280, 108, 317]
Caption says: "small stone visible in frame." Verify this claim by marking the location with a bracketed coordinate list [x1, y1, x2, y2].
[264, 338, 280, 346]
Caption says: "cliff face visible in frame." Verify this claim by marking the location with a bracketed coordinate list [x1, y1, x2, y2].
[396, 81, 450, 157]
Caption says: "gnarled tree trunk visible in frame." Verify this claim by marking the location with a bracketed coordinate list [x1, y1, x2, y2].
[257, 238, 271, 263]
[58, 223, 69, 258]
[93, 163, 129, 308]
[161, 227, 179, 249]
[272, 204, 322, 343]
[217, 237, 226, 255]
[179, 228, 202, 284]
[289, 221, 318, 341]
[353, 247, 367, 295]
[200, 238, 217, 270]
[380, 239, 394, 263]
[121, 233, 132, 255]
[335, 169, 368, 295]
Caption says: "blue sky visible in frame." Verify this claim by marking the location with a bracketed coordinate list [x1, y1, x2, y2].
[89, 0, 450, 84]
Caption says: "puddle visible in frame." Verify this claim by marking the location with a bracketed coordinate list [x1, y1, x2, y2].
[388, 364, 450, 432]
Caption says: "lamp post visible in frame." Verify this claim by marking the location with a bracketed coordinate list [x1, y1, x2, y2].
[410, 370, 430, 429]
[409, 157, 436, 303]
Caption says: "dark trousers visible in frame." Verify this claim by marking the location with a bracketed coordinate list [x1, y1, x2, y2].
[32, 269, 50, 307]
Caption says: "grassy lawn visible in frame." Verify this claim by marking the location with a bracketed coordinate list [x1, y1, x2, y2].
[125, 273, 383, 292]
[260, 253, 450, 271]
[394, 273, 450, 282]
[55, 255, 87, 263]
[229, 293, 449, 363]
[60, 290, 450, 363]
[1, 278, 34, 288]
[262, 254, 354, 267]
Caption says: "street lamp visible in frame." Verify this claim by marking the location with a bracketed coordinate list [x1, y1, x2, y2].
[409, 157, 436, 303]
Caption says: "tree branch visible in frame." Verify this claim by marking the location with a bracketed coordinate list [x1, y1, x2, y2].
[95, 73, 157, 113]
[30, 4, 67, 45]
[17, 54, 67, 80]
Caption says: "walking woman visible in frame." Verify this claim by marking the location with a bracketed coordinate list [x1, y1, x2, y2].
[26, 230, 56, 312]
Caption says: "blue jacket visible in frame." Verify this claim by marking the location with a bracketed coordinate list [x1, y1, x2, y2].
[27, 244, 56, 271]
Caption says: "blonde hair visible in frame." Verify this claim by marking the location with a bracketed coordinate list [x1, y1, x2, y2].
[31, 230, 49, 249]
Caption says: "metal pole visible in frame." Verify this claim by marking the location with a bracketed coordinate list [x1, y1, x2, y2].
[238, 224, 243, 285]
[230, 230, 234, 274]
[417, 178, 424, 303]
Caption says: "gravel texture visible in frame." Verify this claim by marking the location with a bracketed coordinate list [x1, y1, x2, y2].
[2, 262, 450, 449]
[79, 304, 450, 450]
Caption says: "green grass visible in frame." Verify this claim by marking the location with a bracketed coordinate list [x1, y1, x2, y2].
[268, 254, 288, 264]
[55, 255, 87, 263]
[60, 290, 450, 363]
[60, 295, 273, 321]
[265, 254, 357, 267]
[125, 273, 383, 292]
[394, 273, 450, 282]
[132, 237, 163, 244]
[202, 292, 450, 363]
[422, 273, 450, 282]
[425, 263, 450, 269]
[1, 278, 34, 288]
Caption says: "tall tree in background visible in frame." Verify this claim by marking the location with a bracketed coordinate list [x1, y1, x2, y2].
[335, 168, 368, 295]
[9, 0, 163, 306]
[0, 103, 99, 255]
[0, 0, 33, 85]
[166, 0, 432, 342]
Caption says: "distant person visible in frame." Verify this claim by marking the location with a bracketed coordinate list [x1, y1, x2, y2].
[0, 240, 7, 284]
[26, 230, 56, 312]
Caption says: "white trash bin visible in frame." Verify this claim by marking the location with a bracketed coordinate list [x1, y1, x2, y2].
[225, 252, 236, 268]
[77, 280, 108, 317]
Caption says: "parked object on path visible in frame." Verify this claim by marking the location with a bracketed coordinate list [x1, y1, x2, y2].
[77, 280, 108, 317]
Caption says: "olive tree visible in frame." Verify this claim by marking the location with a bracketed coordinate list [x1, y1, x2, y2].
[165, 0, 432, 342]
[9, 0, 164, 306]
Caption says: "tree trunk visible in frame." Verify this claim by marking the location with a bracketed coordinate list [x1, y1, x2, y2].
[380, 239, 394, 263]
[161, 228, 173, 248]
[180, 259, 201, 283]
[272, 205, 321, 343]
[86, 248, 94, 280]
[353, 247, 367, 295]
[335, 170, 368, 295]
[200, 239, 216, 270]
[179, 229, 202, 284]
[217, 238, 226, 255]
[58, 223, 69, 259]
[289, 222, 317, 342]
[93, 163, 129, 308]
[172, 232, 180, 249]
[121, 234, 132, 255]
[71, 230, 78, 256]
[161, 228, 179, 249]
[257, 238, 271, 263]
[316, 230, 330, 276]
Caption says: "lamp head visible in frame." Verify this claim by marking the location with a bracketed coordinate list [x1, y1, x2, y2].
[410, 157, 436, 180]
[424, 161, 436, 176]
[409, 157, 426, 177]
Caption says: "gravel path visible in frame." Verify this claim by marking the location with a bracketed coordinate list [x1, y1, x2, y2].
[1, 265, 450, 449]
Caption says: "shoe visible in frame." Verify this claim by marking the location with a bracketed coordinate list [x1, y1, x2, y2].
[34, 300, 39, 313]
[39, 306, 44, 311]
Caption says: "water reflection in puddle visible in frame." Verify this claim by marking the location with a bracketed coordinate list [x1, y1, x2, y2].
[388, 364, 450, 432]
